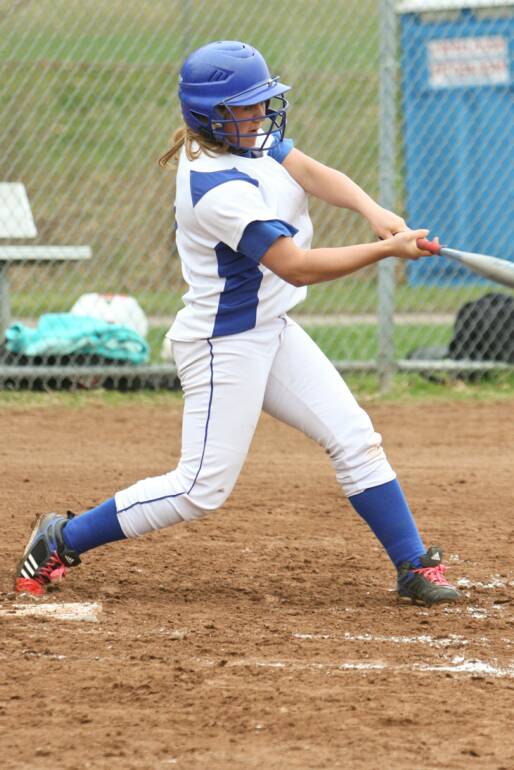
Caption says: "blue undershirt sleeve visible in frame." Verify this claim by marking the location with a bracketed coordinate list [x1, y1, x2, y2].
[237, 219, 298, 263]
[268, 137, 294, 163]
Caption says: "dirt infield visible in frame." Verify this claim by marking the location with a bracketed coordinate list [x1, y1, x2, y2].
[1, 396, 513, 770]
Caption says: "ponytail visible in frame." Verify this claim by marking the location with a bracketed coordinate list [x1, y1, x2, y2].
[159, 124, 228, 167]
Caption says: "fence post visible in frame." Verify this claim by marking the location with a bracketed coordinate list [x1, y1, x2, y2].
[378, 0, 397, 392]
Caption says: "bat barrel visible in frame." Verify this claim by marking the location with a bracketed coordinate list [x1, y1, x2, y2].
[440, 247, 514, 289]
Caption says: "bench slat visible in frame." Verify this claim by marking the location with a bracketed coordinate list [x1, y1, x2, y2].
[0, 245, 92, 261]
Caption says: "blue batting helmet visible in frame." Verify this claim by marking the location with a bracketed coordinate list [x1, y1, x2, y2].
[178, 41, 290, 150]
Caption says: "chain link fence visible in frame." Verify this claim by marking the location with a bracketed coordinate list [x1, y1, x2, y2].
[0, 0, 512, 390]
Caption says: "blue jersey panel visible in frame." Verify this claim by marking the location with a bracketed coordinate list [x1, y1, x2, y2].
[238, 219, 298, 262]
[212, 243, 263, 337]
[190, 168, 259, 207]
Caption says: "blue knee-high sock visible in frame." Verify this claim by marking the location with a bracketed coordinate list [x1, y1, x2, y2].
[62, 497, 126, 555]
[349, 479, 424, 569]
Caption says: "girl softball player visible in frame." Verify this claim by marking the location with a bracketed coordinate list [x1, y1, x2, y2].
[15, 41, 459, 606]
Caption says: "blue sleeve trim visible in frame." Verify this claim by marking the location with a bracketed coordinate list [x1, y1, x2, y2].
[237, 219, 298, 263]
[190, 168, 259, 207]
[268, 137, 294, 164]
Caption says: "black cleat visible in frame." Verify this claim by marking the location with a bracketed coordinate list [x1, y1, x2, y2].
[397, 547, 459, 606]
[15, 512, 80, 596]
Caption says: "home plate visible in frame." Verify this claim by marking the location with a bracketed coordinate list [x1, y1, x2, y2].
[0, 602, 101, 622]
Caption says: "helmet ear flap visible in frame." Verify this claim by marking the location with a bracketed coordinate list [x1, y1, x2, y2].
[211, 105, 229, 136]
[190, 111, 210, 127]
[188, 110, 217, 141]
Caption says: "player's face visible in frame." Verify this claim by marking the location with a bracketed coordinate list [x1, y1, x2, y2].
[224, 102, 266, 147]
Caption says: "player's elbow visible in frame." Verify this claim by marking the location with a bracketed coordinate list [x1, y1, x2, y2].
[274, 267, 309, 287]
[284, 271, 308, 288]
[281, 260, 315, 287]
[262, 240, 311, 287]
[267, 249, 311, 287]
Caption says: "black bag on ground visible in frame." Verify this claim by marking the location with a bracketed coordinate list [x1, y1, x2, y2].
[448, 292, 514, 363]
[407, 292, 514, 380]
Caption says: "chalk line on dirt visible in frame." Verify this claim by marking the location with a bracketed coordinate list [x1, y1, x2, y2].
[0, 602, 101, 622]
[456, 575, 514, 589]
[198, 656, 514, 678]
[292, 632, 474, 647]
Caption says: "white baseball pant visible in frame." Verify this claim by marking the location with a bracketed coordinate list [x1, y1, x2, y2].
[115, 316, 395, 537]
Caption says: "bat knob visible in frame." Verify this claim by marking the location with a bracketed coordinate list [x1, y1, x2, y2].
[417, 238, 441, 255]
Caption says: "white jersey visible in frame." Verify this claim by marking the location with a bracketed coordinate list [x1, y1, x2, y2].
[167, 137, 312, 341]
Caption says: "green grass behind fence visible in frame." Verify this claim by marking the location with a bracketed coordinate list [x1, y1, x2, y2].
[146, 323, 453, 365]
[11, 277, 503, 319]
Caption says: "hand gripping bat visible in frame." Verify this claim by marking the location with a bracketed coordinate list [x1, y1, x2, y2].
[416, 239, 514, 289]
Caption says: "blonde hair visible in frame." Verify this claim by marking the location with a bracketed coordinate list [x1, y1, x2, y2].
[159, 124, 228, 167]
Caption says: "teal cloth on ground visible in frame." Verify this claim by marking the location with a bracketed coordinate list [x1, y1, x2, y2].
[5, 313, 149, 364]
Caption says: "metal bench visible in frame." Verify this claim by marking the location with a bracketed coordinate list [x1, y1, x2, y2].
[0, 183, 92, 335]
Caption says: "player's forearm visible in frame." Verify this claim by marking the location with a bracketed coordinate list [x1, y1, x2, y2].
[263, 239, 392, 287]
[292, 241, 391, 285]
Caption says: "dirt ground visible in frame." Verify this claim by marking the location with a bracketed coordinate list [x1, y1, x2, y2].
[1, 396, 513, 770]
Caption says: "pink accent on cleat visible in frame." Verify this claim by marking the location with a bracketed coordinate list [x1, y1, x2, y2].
[411, 563, 451, 586]
[48, 565, 68, 582]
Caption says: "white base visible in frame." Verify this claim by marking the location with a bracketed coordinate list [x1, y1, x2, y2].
[0, 601, 101, 622]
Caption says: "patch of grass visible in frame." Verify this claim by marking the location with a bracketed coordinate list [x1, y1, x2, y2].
[1, 373, 512, 407]
[0, 388, 184, 409]
[143, 323, 453, 364]
[304, 278, 504, 315]
[147, 326, 169, 362]
[304, 323, 452, 361]
[11, 278, 504, 324]
[344, 371, 514, 401]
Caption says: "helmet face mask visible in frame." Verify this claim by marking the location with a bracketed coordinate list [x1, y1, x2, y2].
[211, 94, 289, 150]
[179, 41, 290, 151]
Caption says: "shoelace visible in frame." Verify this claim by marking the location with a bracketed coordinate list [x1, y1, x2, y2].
[38, 553, 68, 583]
[15, 553, 68, 595]
[412, 563, 451, 586]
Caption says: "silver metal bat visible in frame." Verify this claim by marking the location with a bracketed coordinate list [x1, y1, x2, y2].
[417, 238, 514, 290]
